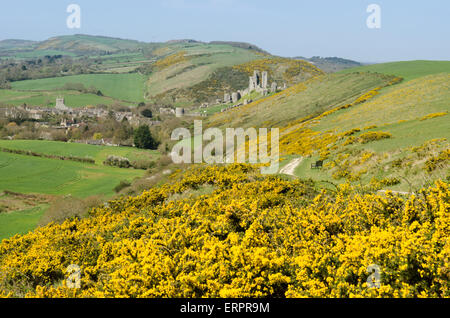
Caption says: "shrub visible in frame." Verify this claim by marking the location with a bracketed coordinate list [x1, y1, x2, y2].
[114, 180, 131, 193]
[424, 149, 450, 172]
[39, 196, 101, 226]
[140, 109, 153, 118]
[342, 128, 361, 136]
[420, 112, 447, 121]
[103, 155, 131, 168]
[358, 131, 392, 144]
[131, 159, 156, 170]
[380, 177, 401, 186]
[1, 165, 448, 298]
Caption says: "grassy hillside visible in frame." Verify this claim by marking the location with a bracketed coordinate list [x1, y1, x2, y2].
[207, 72, 395, 129]
[10, 73, 146, 104]
[339, 60, 450, 81]
[3, 35, 308, 107]
[206, 64, 448, 192]
[144, 45, 262, 104]
[314, 73, 450, 133]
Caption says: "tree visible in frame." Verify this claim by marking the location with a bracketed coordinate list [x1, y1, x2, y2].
[134, 125, 158, 150]
[140, 109, 153, 118]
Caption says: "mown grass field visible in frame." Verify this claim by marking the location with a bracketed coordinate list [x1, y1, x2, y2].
[0, 89, 119, 107]
[10, 73, 146, 103]
[0, 204, 48, 241]
[0, 150, 144, 198]
[339, 60, 450, 81]
[0, 140, 161, 165]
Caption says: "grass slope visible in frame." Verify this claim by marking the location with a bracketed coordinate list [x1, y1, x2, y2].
[145, 45, 260, 101]
[314, 73, 450, 133]
[207, 72, 395, 129]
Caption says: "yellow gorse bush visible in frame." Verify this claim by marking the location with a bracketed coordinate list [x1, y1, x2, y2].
[0, 164, 448, 298]
[153, 51, 188, 70]
[420, 112, 448, 121]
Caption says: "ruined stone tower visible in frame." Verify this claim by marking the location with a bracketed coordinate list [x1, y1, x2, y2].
[261, 71, 268, 89]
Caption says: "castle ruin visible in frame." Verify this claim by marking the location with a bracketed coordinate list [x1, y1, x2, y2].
[223, 70, 283, 104]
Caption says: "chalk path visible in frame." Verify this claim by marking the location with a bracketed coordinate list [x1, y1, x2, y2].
[279, 157, 303, 176]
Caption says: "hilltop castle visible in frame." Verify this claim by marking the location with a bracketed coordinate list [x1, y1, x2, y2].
[223, 70, 284, 104]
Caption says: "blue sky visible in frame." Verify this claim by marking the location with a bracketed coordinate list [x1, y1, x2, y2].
[0, 0, 449, 62]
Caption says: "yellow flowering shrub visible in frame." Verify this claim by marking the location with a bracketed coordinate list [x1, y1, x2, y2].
[153, 51, 187, 70]
[425, 149, 450, 172]
[0, 164, 448, 298]
[420, 112, 448, 121]
[232, 57, 324, 83]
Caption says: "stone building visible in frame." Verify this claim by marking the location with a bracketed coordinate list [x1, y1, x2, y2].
[249, 70, 270, 94]
[55, 97, 70, 111]
[175, 107, 185, 118]
[231, 92, 241, 103]
[224, 93, 231, 103]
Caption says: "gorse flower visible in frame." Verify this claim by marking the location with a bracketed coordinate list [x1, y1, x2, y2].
[0, 164, 448, 298]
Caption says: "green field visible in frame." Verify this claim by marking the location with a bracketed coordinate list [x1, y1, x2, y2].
[0, 150, 144, 197]
[339, 60, 450, 81]
[0, 140, 161, 165]
[8, 50, 77, 59]
[0, 89, 119, 107]
[11, 73, 146, 103]
[0, 140, 160, 240]
[0, 205, 48, 241]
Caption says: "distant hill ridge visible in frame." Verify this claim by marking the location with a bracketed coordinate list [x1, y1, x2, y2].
[0, 34, 270, 56]
[295, 56, 362, 73]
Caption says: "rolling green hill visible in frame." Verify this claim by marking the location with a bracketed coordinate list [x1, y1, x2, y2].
[1, 34, 326, 107]
[147, 50, 324, 106]
[10, 73, 146, 103]
[36, 34, 147, 54]
[339, 60, 450, 81]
